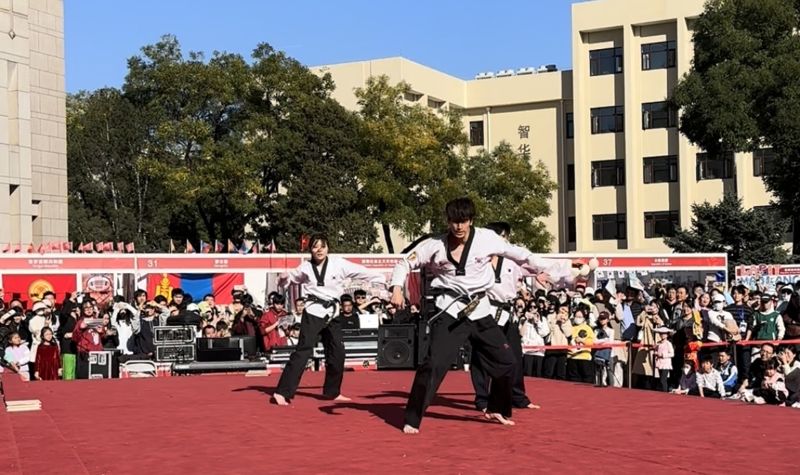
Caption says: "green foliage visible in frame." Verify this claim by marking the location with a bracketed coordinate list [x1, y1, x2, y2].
[673, 0, 800, 250]
[664, 194, 788, 271]
[463, 142, 558, 252]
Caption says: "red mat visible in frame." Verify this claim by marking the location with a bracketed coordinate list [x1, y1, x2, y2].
[1, 371, 797, 474]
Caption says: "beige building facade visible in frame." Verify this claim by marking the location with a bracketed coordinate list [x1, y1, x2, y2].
[315, 0, 776, 253]
[0, 0, 67, 247]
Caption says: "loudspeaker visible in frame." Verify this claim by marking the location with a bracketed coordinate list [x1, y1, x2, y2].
[377, 324, 416, 369]
[196, 347, 242, 362]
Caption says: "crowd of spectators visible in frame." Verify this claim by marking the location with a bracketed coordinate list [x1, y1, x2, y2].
[513, 279, 800, 409]
[2, 278, 798, 411]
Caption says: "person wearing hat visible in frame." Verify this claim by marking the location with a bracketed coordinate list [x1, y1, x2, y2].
[777, 286, 794, 314]
[747, 290, 785, 355]
[27, 300, 49, 378]
[653, 326, 674, 392]
[706, 293, 735, 347]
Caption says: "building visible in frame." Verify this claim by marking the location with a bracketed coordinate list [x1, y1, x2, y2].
[0, 0, 67, 247]
[314, 0, 779, 254]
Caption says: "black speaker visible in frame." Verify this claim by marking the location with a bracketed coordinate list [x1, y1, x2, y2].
[196, 347, 242, 362]
[377, 324, 416, 369]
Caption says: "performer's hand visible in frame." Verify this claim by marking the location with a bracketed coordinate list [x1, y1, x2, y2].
[391, 287, 405, 310]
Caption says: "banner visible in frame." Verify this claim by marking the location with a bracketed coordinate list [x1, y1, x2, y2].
[1, 274, 77, 304]
[81, 273, 115, 310]
[145, 273, 244, 304]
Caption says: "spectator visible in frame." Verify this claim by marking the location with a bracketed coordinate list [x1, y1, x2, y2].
[353, 290, 369, 313]
[672, 361, 697, 395]
[544, 303, 571, 380]
[706, 294, 734, 346]
[593, 311, 614, 387]
[171, 288, 186, 310]
[632, 301, 661, 389]
[691, 357, 726, 398]
[231, 300, 260, 338]
[57, 304, 79, 380]
[291, 298, 305, 324]
[567, 308, 594, 383]
[737, 342, 778, 398]
[132, 289, 148, 311]
[741, 361, 788, 405]
[748, 291, 785, 350]
[203, 293, 216, 307]
[654, 327, 674, 392]
[285, 323, 301, 346]
[72, 314, 107, 379]
[202, 325, 216, 338]
[34, 327, 60, 381]
[777, 286, 793, 314]
[110, 301, 138, 355]
[724, 285, 755, 379]
[777, 345, 800, 405]
[28, 301, 49, 377]
[521, 302, 549, 378]
[782, 292, 800, 339]
[129, 301, 160, 358]
[717, 349, 738, 394]
[3, 332, 31, 381]
[216, 320, 231, 338]
[260, 294, 287, 351]
[339, 295, 361, 330]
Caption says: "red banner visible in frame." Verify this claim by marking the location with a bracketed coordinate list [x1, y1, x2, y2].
[2, 274, 77, 305]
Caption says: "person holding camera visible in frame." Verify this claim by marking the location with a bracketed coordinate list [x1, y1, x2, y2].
[520, 300, 550, 378]
[272, 233, 386, 406]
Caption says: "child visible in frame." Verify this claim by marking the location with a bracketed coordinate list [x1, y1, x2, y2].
[34, 327, 61, 381]
[671, 361, 697, 395]
[654, 327, 674, 392]
[742, 361, 788, 405]
[3, 332, 31, 381]
[692, 357, 726, 398]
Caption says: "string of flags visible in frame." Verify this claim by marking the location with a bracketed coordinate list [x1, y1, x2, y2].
[0, 238, 284, 254]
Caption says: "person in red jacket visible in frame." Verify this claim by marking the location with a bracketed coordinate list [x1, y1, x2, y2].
[260, 295, 288, 351]
[72, 312, 106, 379]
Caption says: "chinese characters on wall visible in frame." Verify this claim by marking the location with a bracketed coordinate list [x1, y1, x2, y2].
[517, 125, 531, 159]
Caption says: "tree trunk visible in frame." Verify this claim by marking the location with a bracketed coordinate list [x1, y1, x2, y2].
[382, 222, 394, 254]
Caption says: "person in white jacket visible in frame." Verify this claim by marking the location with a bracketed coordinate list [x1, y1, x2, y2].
[706, 294, 734, 344]
[27, 301, 49, 369]
[520, 302, 550, 378]
[110, 301, 139, 355]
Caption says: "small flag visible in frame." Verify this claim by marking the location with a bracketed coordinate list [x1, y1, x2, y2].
[125, 242, 135, 253]
[185, 240, 195, 254]
[117, 241, 125, 252]
[215, 240, 224, 253]
[12, 243, 21, 253]
[64, 242, 72, 252]
[266, 239, 277, 253]
[300, 234, 310, 252]
[95, 242, 103, 253]
[252, 242, 261, 254]
[103, 242, 114, 252]
[200, 241, 211, 254]
[227, 239, 235, 253]
[36, 244, 45, 254]
[2, 244, 9, 253]
[26, 243, 35, 253]
[239, 240, 251, 254]
[169, 239, 176, 253]
[82, 242, 94, 253]
[77, 242, 84, 253]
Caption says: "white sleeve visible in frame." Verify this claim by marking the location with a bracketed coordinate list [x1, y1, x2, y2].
[341, 259, 386, 286]
[390, 239, 434, 288]
[777, 314, 785, 340]
[526, 255, 574, 284]
[285, 263, 310, 285]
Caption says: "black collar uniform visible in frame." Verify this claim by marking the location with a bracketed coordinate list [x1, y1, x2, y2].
[275, 256, 385, 401]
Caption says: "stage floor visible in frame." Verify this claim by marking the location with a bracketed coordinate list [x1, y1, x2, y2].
[1, 370, 797, 474]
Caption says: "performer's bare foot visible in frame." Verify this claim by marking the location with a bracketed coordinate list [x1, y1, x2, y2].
[484, 412, 515, 426]
[333, 394, 351, 402]
[526, 403, 541, 409]
[272, 393, 289, 406]
[402, 424, 420, 434]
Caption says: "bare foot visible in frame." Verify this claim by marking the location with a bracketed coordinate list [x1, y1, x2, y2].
[403, 424, 420, 434]
[272, 393, 289, 406]
[333, 394, 352, 402]
[526, 403, 541, 410]
[484, 412, 515, 426]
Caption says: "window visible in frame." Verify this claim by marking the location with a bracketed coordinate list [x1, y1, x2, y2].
[696, 152, 735, 180]
[567, 216, 576, 243]
[566, 112, 574, 139]
[591, 159, 625, 187]
[403, 91, 422, 102]
[643, 155, 678, 183]
[593, 213, 626, 240]
[469, 121, 484, 146]
[567, 164, 575, 191]
[590, 47, 623, 76]
[591, 106, 624, 134]
[642, 101, 676, 129]
[753, 148, 777, 177]
[427, 97, 445, 109]
[641, 41, 676, 70]
[644, 211, 679, 238]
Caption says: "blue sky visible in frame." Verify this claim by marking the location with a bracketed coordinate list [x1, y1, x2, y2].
[65, 0, 587, 93]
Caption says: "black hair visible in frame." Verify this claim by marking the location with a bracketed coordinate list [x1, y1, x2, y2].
[764, 360, 779, 371]
[484, 222, 511, 237]
[172, 288, 185, 297]
[202, 325, 216, 335]
[761, 342, 775, 351]
[203, 293, 214, 301]
[340, 294, 353, 304]
[309, 233, 329, 250]
[272, 294, 286, 305]
[294, 297, 304, 304]
[216, 321, 229, 331]
[677, 285, 690, 295]
[445, 197, 476, 223]
[154, 295, 168, 304]
[354, 289, 367, 298]
[732, 285, 747, 296]
[134, 289, 148, 299]
[42, 291, 55, 299]
[113, 295, 126, 303]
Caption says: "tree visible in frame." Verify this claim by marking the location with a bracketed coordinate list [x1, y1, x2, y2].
[67, 89, 171, 250]
[462, 143, 558, 252]
[673, 0, 800, 252]
[354, 76, 467, 252]
[664, 194, 788, 271]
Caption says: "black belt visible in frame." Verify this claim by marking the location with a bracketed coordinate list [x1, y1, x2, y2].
[432, 289, 487, 304]
[488, 299, 512, 311]
[305, 295, 338, 309]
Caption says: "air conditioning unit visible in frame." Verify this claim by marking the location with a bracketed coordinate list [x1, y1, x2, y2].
[496, 69, 515, 77]
[517, 67, 536, 75]
[538, 64, 558, 73]
[474, 71, 495, 80]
